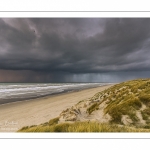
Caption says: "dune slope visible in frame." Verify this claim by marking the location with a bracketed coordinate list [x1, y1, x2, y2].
[19, 79, 150, 132]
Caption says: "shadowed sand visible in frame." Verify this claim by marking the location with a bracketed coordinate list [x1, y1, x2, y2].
[0, 85, 113, 132]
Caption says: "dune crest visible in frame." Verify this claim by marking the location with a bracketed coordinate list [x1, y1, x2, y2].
[58, 78, 150, 128]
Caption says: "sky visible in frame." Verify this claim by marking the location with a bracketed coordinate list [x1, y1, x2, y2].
[0, 18, 150, 83]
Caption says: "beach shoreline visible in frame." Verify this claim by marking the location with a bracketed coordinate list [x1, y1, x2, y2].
[0, 84, 113, 132]
[0, 84, 112, 106]
[0, 83, 113, 105]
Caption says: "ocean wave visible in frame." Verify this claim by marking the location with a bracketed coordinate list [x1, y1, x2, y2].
[0, 83, 108, 104]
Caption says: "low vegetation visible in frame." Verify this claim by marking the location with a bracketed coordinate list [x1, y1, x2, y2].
[18, 78, 150, 132]
[18, 121, 150, 132]
[86, 103, 99, 114]
[92, 78, 150, 125]
[48, 117, 59, 125]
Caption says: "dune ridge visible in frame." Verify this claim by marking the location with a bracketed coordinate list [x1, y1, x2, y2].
[19, 78, 150, 132]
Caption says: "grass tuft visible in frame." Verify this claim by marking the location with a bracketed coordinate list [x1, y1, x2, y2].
[18, 78, 150, 132]
[86, 103, 99, 114]
[139, 95, 150, 104]
[18, 121, 150, 132]
[49, 117, 59, 126]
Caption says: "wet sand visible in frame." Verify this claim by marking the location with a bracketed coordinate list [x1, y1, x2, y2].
[0, 85, 113, 132]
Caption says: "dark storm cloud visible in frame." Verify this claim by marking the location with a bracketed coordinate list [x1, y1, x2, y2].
[0, 18, 150, 82]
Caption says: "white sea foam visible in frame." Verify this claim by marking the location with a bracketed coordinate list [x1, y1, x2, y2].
[0, 83, 110, 104]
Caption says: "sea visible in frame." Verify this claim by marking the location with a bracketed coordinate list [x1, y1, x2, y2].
[0, 83, 111, 105]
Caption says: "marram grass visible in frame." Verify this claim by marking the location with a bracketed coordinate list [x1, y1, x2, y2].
[18, 78, 150, 132]
[91, 78, 150, 124]
[18, 121, 150, 132]
[86, 103, 99, 114]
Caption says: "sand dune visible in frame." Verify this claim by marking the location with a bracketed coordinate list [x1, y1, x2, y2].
[0, 85, 112, 132]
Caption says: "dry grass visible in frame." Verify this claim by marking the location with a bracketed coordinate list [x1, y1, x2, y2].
[86, 103, 99, 114]
[90, 78, 150, 124]
[18, 78, 150, 132]
[18, 121, 150, 132]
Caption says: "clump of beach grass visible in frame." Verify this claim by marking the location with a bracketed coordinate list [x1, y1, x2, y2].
[18, 78, 150, 132]
[18, 121, 150, 132]
[89, 78, 150, 125]
[48, 117, 59, 125]
[86, 103, 99, 114]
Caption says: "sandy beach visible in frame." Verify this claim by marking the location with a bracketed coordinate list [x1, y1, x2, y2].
[0, 85, 113, 132]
